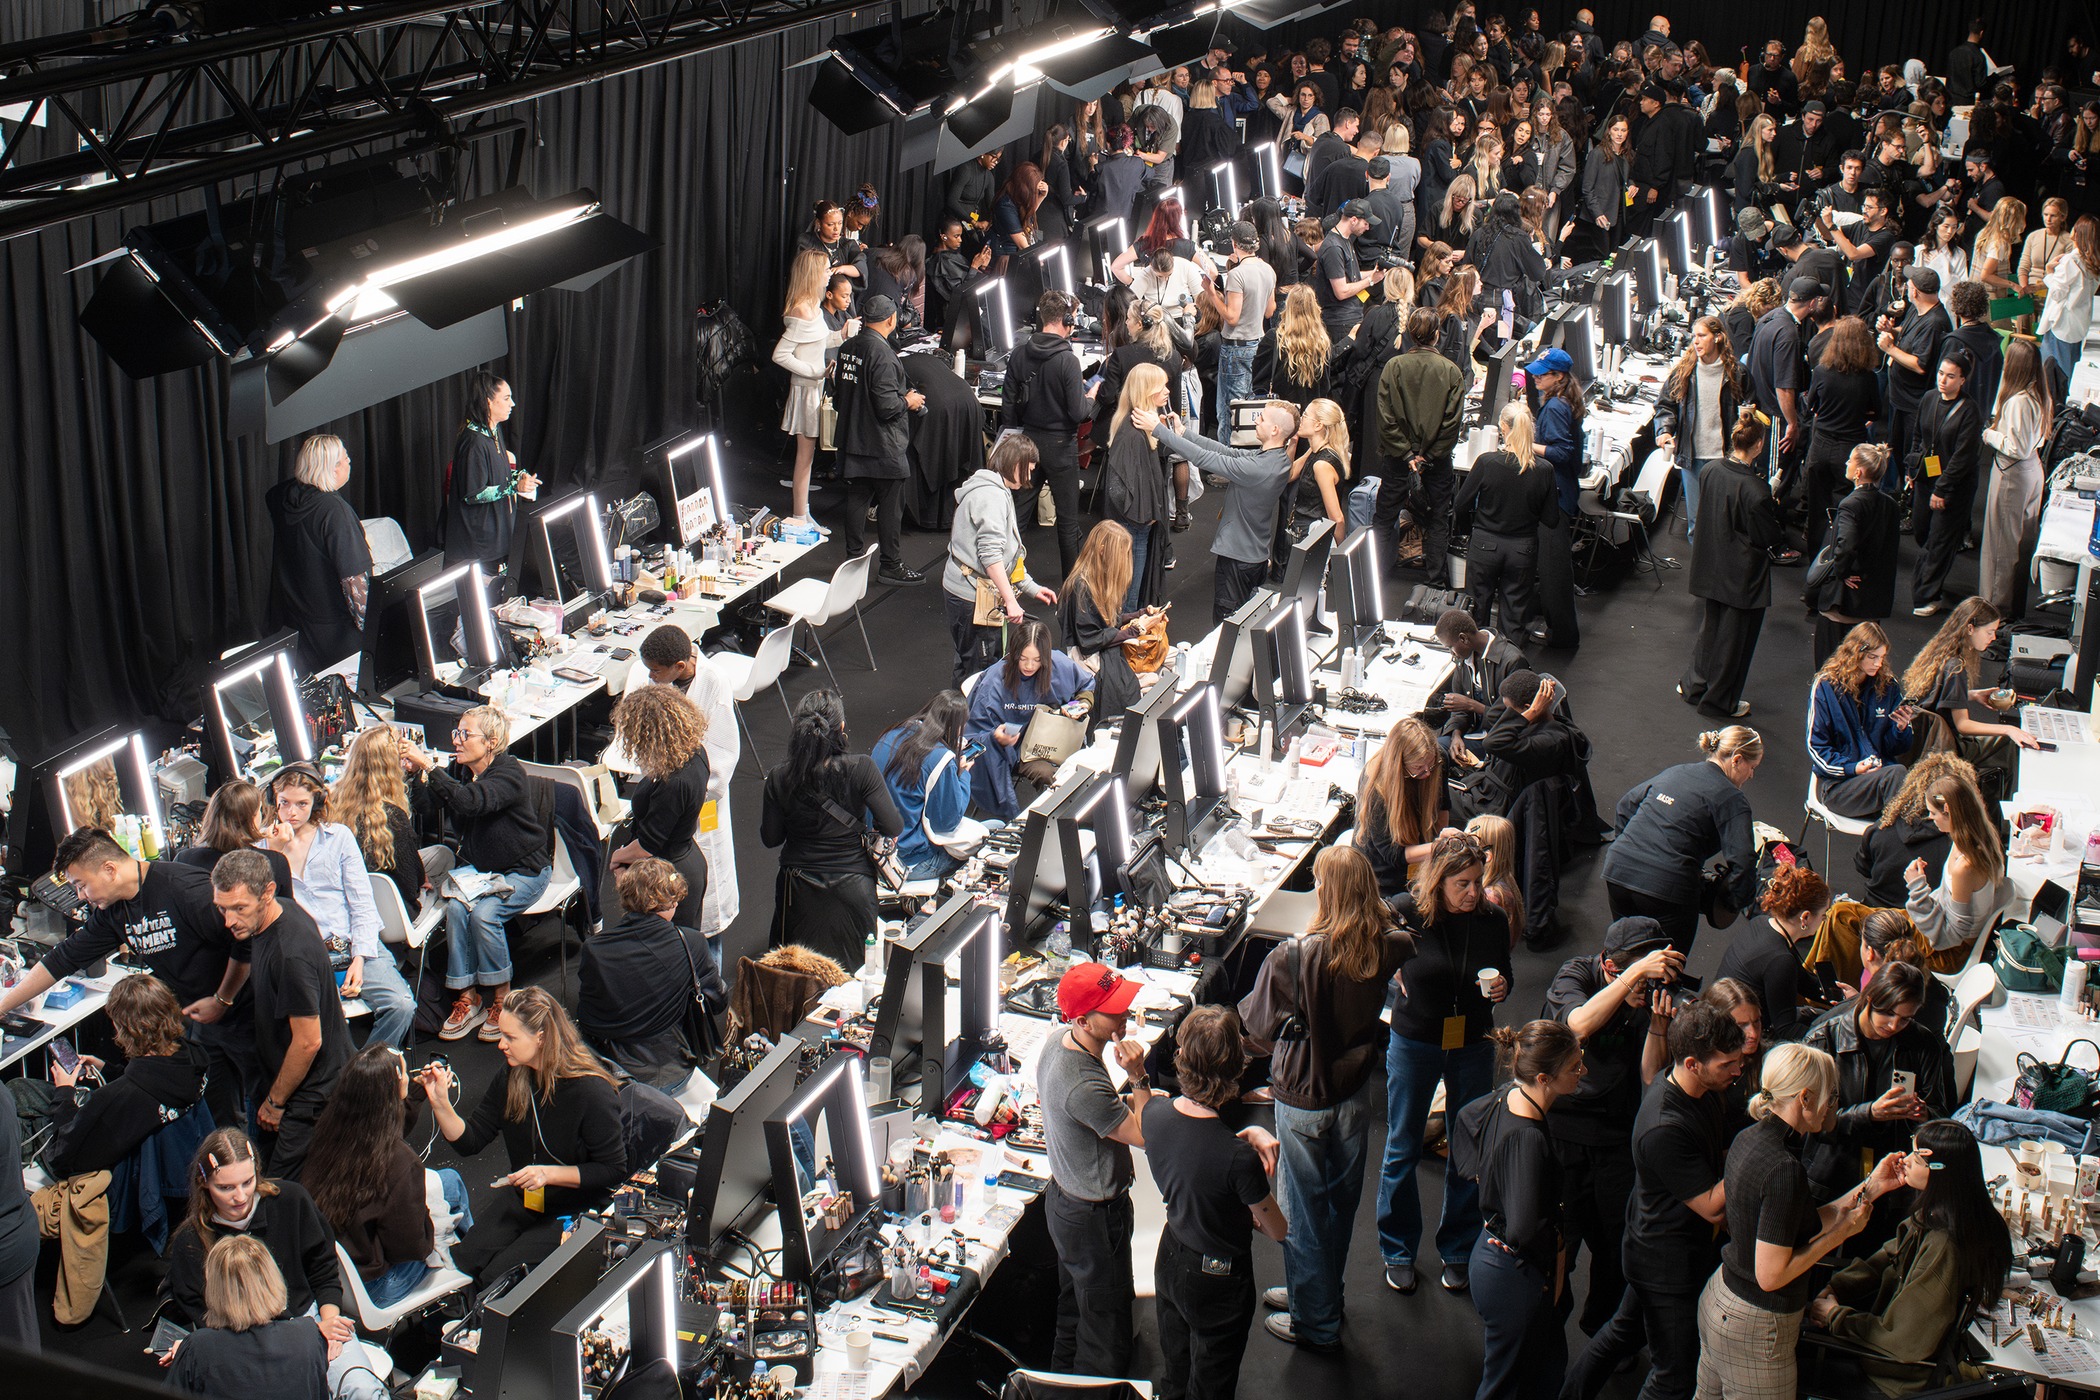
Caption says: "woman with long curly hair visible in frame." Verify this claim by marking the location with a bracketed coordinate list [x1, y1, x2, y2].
[302, 1044, 471, 1306]
[1855, 753, 1979, 908]
[1973, 198, 2029, 299]
[1263, 284, 1333, 407]
[1901, 598, 2037, 796]
[417, 986, 625, 1282]
[331, 725, 430, 911]
[1808, 622, 1917, 819]
[1651, 316, 1743, 541]
[1239, 844, 1413, 1346]
[602, 684, 711, 929]
[1356, 717, 1449, 896]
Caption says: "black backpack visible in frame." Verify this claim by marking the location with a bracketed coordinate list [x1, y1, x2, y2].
[2045, 401, 2100, 470]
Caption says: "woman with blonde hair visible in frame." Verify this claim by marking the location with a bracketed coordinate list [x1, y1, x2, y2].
[1101, 361, 1173, 607]
[1972, 197, 2028, 298]
[1379, 831, 1512, 1295]
[2038, 215, 2100, 381]
[1810, 443, 1901, 664]
[1605, 727, 1763, 954]
[1264, 284, 1333, 406]
[602, 683, 711, 929]
[1732, 115, 1782, 212]
[1466, 813, 1525, 947]
[1792, 17, 1836, 81]
[1289, 397, 1351, 534]
[1453, 400, 1560, 635]
[1356, 716, 1450, 897]
[1425, 172, 1480, 249]
[1466, 128, 1505, 203]
[417, 986, 626, 1282]
[1059, 521, 1162, 724]
[1699, 1044, 1897, 1400]
[266, 431, 372, 670]
[772, 248, 847, 523]
[1904, 774, 2010, 957]
[1978, 340, 2054, 615]
[332, 725, 434, 910]
[1808, 622, 1916, 819]
[1238, 844, 1413, 1344]
[170, 1235, 331, 1400]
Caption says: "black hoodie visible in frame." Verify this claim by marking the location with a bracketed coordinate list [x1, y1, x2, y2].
[1000, 330, 1088, 435]
[44, 1041, 208, 1177]
[1855, 816, 1952, 908]
[264, 477, 371, 672]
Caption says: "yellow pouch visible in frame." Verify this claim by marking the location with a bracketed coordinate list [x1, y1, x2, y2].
[1442, 1016, 1466, 1050]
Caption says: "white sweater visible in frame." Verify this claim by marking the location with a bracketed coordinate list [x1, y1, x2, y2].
[771, 313, 833, 385]
[1982, 391, 2045, 471]
[2037, 252, 2100, 346]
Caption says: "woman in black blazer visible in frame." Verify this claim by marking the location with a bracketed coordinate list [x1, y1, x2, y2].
[1806, 444, 1902, 666]
[1679, 409, 1784, 721]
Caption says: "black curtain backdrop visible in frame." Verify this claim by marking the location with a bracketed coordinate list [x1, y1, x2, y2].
[0, 0, 2087, 759]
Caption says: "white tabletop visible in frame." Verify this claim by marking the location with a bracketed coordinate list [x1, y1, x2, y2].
[1966, 1140, 2100, 1388]
[0, 962, 145, 1071]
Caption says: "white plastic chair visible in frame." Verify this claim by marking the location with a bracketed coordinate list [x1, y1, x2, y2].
[361, 518, 414, 576]
[370, 871, 445, 1012]
[710, 627, 798, 776]
[1947, 962, 2002, 1100]
[334, 1242, 470, 1334]
[519, 760, 617, 844]
[763, 544, 878, 688]
[1800, 773, 1874, 872]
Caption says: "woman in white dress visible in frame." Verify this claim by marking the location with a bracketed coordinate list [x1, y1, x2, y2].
[1977, 339, 2053, 616]
[771, 249, 851, 524]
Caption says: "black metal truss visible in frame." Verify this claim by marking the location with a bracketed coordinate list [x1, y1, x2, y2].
[0, 0, 866, 242]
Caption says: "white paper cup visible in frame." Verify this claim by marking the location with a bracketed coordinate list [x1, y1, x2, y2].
[2018, 1140, 2049, 1186]
[845, 1331, 873, 1370]
[1476, 968, 1498, 996]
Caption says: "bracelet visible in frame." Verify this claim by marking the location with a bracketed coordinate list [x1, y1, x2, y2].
[215, 992, 235, 1006]
[1128, 1078, 1151, 1094]
[265, 1098, 285, 1113]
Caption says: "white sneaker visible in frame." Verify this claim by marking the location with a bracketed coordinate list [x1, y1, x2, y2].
[1262, 1286, 1290, 1309]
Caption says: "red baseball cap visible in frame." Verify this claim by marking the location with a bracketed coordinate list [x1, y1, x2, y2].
[1056, 962, 1140, 1021]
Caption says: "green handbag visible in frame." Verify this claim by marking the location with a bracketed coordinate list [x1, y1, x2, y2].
[1993, 924, 2067, 993]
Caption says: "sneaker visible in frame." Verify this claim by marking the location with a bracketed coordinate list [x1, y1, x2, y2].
[1262, 1286, 1290, 1310]
[1263, 1313, 1337, 1349]
[1912, 600, 1944, 617]
[1770, 547, 1804, 566]
[1172, 505, 1192, 532]
[1440, 1262, 1470, 1293]
[1384, 1263, 1418, 1294]
[477, 989, 506, 1042]
[778, 479, 824, 492]
[1729, 701, 1752, 719]
[877, 565, 925, 585]
[439, 992, 485, 1041]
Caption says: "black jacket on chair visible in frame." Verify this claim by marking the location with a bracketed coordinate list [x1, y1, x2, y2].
[1814, 486, 1902, 620]
[1688, 457, 1783, 610]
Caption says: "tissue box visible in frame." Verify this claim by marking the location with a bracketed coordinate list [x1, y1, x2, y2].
[41, 981, 87, 1012]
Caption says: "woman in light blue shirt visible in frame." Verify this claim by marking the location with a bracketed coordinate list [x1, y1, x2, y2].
[266, 764, 415, 1048]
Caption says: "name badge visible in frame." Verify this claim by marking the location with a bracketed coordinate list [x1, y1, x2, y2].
[1442, 1015, 1467, 1050]
[698, 800, 720, 834]
[1923, 454, 1942, 478]
[522, 1184, 546, 1213]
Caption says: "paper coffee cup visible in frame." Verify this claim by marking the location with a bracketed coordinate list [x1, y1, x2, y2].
[1476, 968, 1498, 996]
[845, 1330, 873, 1370]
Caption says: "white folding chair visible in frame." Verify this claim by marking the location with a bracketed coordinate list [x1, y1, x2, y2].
[520, 826, 587, 992]
[1947, 963, 2002, 1100]
[711, 627, 798, 776]
[763, 545, 879, 687]
[1800, 773, 1874, 872]
[368, 872, 443, 1017]
[334, 1242, 470, 1335]
[519, 760, 618, 844]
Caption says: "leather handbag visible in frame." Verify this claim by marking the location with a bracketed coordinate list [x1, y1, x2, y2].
[2015, 1039, 2100, 1118]
[1019, 706, 1088, 765]
[1124, 614, 1170, 673]
[959, 564, 1006, 627]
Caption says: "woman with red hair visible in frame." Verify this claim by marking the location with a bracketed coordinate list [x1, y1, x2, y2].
[989, 161, 1047, 269]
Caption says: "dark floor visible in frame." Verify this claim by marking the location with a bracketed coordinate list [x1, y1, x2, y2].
[35, 448, 1973, 1398]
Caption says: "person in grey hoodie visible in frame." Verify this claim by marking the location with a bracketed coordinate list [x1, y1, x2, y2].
[1134, 399, 1298, 621]
[944, 433, 1059, 685]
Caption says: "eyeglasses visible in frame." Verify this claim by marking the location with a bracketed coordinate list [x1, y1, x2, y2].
[1433, 833, 1488, 858]
[451, 729, 482, 743]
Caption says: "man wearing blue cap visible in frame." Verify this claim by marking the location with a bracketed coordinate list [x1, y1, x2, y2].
[1523, 344, 1586, 649]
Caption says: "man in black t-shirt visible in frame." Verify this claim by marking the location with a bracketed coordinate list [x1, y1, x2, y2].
[1877, 266, 1951, 492]
[1315, 202, 1380, 334]
[210, 850, 351, 1178]
[1562, 1004, 1746, 1400]
[1820, 188, 1900, 316]
[1, 828, 260, 1133]
[1543, 917, 1683, 1335]
[1727, 208, 1783, 291]
[1747, 280, 1819, 517]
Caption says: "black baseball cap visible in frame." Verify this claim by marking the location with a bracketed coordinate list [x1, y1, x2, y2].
[1603, 917, 1673, 961]
[1338, 198, 1379, 224]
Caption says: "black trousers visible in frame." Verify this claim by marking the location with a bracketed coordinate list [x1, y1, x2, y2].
[1471, 1237, 1565, 1400]
[1884, 404, 1919, 494]
[1911, 476, 1974, 607]
[1679, 599, 1764, 718]
[190, 1014, 262, 1144]
[1373, 455, 1456, 582]
[1019, 430, 1083, 579]
[1213, 556, 1271, 623]
[255, 1090, 325, 1180]
[1535, 518, 1581, 649]
[1560, 1277, 1702, 1400]
[1044, 1182, 1135, 1377]
[844, 475, 905, 571]
[455, 1191, 570, 1285]
[1801, 434, 1859, 562]
[1153, 1231, 1255, 1400]
[1812, 614, 1857, 668]
[944, 590, 1004, 687]
[1606, 881, 1700, 957]
[1551, 1138, 1636, 1335]
[1465, 529, 1539, 634]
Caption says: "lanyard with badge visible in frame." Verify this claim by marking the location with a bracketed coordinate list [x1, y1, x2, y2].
[523, 1095, 568, 1213]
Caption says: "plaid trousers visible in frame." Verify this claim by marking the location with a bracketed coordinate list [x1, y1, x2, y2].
[1693, 1271, 1802, 1400]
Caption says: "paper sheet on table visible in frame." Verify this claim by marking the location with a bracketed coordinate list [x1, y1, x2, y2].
[511, 683, 568, 717]
[2025, 708, 2091, 744]
[807, 1373, 872, 1400]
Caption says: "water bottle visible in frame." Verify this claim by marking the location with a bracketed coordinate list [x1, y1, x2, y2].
[2065, 958, 2090, 1015]
[1046, 921, 1071, 959]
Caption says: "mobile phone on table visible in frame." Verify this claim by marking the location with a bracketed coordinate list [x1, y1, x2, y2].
[1891, 1069, 1917, 1097]
[49, 1037, 79, 1074]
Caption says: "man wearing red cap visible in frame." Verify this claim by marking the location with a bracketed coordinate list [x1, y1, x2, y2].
[1037, 961, 1155, 1375]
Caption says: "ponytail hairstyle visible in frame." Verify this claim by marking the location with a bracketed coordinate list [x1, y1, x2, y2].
[1749, 1042, 1837, 1124]
[1860, 907, 1931, 970]
[783, 688, 853, 807]
[1759, 865, 1830, 922]
[1728, 405, 1769, 458]
[1489, 1018, 1582, 1084]
[1498, 400, 1538, 470]
[1697, 725, 1763, 766]
[1847, 441, 1891, 485]
[1294, 397, 1353, 477]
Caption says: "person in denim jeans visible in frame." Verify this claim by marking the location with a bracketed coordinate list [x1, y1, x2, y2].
[1239, 847, 1414, 1348]
[402, 707, 552, 1044]
[1218, 223, 1274, 417]
[1375, 831, 1511, 1295]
